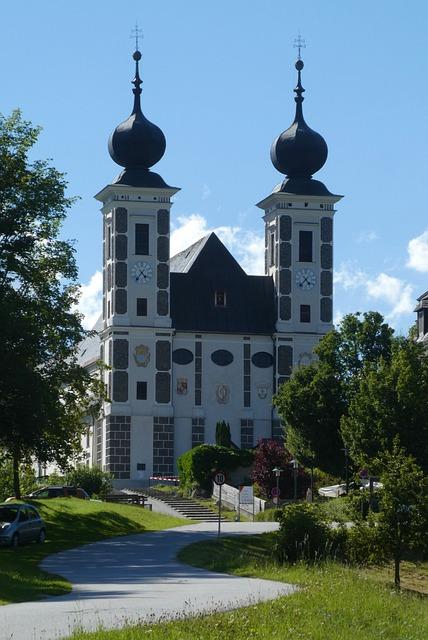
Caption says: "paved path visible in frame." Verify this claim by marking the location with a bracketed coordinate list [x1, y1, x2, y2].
[0, 522, 296, 640]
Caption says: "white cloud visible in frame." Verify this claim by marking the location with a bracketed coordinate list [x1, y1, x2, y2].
[76, 270, 103, 329]
[355, 230, 379, 243]
[170, 214, 210, 255]
[334, 262, 414, 321]
[407, 229, 428, 272]
[171, 213, 264, 275]
[334, 263, 367, 290]
[366, 273, 414, 318]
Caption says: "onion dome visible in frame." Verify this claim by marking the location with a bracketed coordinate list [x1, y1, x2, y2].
[108, 50, 168, 188]
[270, 58, 328, 181]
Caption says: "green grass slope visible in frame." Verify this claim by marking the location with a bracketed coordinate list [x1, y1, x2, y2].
[0, 498, 185, 605]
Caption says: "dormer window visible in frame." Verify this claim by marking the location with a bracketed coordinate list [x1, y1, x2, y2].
[215, 291, 226, 307]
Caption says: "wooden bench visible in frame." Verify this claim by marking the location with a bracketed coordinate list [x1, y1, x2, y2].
[105, 493, 151, 509]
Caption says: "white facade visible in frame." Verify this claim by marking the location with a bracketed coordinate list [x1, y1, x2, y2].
[81, 177, 342, 488]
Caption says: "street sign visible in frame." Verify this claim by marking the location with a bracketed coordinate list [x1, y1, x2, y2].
[214, 471, 226, 486]
[214, 472, 226, 537]
[271, 487, 280, 498]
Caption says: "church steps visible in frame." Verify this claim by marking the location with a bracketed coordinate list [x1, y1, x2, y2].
[128, 488, 228, 522]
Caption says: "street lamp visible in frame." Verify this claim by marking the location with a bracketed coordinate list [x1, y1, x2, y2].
[342, 447, 349, 494]
[272, 467, 282, 506]
[290, 459, 298, 501]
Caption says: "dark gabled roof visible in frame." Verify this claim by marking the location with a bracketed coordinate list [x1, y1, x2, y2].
[170, 233, 275, 334]
[170, 234, 212, 273]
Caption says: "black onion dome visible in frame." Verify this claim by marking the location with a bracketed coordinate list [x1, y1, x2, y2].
[108, 51, 166, 185]
[270, 59, 328, 179]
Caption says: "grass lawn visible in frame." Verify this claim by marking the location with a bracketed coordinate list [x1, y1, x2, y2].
[0, 498, 185, 605]
[69, 533, 427, 640]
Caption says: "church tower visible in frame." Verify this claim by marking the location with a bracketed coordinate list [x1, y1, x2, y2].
[257, 54, 342, 388]
[95, 49, 179, 483]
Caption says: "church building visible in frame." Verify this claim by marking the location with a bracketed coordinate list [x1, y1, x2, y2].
[79, 48, 342, 486]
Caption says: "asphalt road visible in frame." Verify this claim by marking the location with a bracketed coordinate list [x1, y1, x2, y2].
[0, 522, 296, 640]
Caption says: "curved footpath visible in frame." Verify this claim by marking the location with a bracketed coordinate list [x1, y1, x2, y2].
[0, 522, 296, 640]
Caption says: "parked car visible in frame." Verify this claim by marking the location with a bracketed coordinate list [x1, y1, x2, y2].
[24, 486, 89, 500]
[0, 503, 46, 547]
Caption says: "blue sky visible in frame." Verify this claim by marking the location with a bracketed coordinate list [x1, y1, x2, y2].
[2, 0, 428, 331]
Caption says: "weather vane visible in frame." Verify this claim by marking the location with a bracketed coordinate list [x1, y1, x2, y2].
[131, 22, 143, 51]
[294, 34, 306, 60]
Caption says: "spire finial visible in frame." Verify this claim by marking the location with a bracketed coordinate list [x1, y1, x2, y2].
[131, 22, 143, 52]
[293, 33, 306, 61]
[293, 34, 306, 119]
[130, 24, 143, 114]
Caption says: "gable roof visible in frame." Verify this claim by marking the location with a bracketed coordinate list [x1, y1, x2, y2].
[170, 234, 211, 273]
[170, 233, 275, 334]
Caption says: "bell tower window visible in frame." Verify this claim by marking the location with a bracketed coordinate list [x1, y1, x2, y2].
[135, 224, 149, 255]
[299, 230, 312, 262]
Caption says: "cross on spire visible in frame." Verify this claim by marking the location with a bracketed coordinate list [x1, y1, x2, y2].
[131, 22, 143, 51]
[294, 34, 306, 60]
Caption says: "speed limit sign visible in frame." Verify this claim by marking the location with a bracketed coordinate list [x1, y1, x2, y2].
[214, 471, 226, 486]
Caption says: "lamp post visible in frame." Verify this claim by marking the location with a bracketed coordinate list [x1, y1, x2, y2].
[290, 459, 298, 501]
[272, 467, 282, 506]
[342, 447, 349, 494]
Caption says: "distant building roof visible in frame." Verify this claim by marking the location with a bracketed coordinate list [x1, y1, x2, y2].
[77, 314, 102, 368]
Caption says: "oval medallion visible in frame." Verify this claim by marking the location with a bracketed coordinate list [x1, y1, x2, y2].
[211, 349, 234, 366]
[251, 351, 273, 368]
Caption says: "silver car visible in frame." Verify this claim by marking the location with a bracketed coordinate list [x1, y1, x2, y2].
[0, 503, 46, 547]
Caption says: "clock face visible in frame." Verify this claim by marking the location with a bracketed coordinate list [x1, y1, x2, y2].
[131, 261, 153, 284]
[296, 268, 316, 290]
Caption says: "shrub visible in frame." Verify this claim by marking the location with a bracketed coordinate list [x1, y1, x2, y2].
[65, 466, 113, 498]
[275, 502, 331, 562]
[177, 445, 254, 493]
[344, 519, 388, 566]
[255, 508, 282, 522]
[317, 496, 355, 524]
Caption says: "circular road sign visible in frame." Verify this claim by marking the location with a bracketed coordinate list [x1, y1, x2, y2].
[214, 471, 226, 486]
[271, 487, 280, 498]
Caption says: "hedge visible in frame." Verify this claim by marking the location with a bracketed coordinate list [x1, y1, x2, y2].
[177, 445, 254, 492]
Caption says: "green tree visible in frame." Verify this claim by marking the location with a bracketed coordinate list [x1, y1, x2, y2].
[215, 421, 232, 448]
[274, 312, 394, 478]
[341, 339, 428, 472]
[0, 110, 105, 497]
[274, 363, 346, 476]
[375, 441, 426, 587]
[315, 311, 394, 397]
